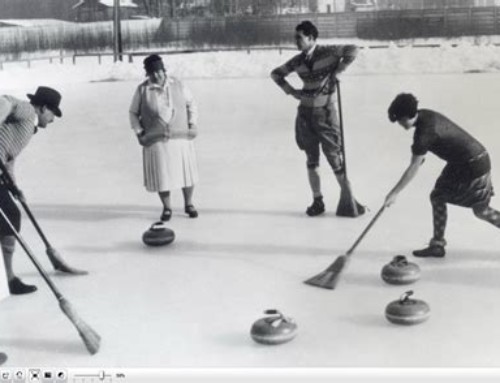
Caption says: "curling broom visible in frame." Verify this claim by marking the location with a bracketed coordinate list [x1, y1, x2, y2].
[0, 159, 87, 275]
[335, 80, 365, 217]
[304, 205, 385, 289]
[0, 208, 100, 354]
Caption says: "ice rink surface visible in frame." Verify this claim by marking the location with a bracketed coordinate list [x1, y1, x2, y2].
[1, 71, 500, 370]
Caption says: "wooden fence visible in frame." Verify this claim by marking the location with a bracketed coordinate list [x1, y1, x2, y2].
[2, 7, 500, 61]
[155, 6, 500, 44]
[155, 13, 359, 46]
[355, 7, 500, 39]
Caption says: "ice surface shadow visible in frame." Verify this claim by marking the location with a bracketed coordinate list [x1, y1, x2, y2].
[438, 249, 500, 263]
[351, 249, 500, 266]
[62, 240, 334, 278]
[29, 204, 156, 222]
[423, 265, 500, 289]
[406, 249, 500, 288]
[215, 332, 251, 348]
[343, 250, 500, 289]
[344, 272, 385, 288]
[66, 240, 145, 254]
[337, 314, 389, 328]
[215, 332, 300, 352]
[17, 269, 93, 279]
[108, 239, 336, 258]
[0, 337, 83, 355]
[201, 206, 354, 219]
[342, 251, 403, 265]
[28, 203, 335, 221]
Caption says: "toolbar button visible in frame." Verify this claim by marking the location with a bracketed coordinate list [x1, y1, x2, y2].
[0, 370, 11, 383]
[28, 369, 40, 382]
[13, 370, 25, 382]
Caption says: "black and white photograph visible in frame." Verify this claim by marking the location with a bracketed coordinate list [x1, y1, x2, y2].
[1, 0, 500, 382]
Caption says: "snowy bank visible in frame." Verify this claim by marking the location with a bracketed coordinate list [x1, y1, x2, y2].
[2, 36, 500, 89]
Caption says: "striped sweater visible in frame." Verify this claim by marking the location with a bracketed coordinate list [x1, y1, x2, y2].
[0, 95, 37, 177]
[271, 44, 358, 108]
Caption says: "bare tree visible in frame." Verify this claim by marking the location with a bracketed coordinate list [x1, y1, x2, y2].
[139, 0, 170, 17]
[309, 0, 318, 12]
[141, 0, 151, 15]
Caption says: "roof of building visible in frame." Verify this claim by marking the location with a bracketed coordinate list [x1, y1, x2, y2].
[73, 0, 139, 9]
[0, 19, 75, 27]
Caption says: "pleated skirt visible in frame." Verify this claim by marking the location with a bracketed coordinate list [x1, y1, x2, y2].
[143, 139, 199, 192]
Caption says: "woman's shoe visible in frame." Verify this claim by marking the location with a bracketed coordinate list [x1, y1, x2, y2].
[185, 205, 198, 218]
[161, 208, 172, 222]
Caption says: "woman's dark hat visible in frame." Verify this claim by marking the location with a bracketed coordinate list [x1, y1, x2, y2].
[144, 54, 165, 74]
[27, 86, 62, 117]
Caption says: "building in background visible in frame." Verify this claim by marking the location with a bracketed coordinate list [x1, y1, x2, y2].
[315, 0, 343, 12]
[376, 0, 500, 9]
[0, 0, 80, 20]
[0, 0, 499, 21]
[0, 19, 75, 28]
[73, 0, 140, 22]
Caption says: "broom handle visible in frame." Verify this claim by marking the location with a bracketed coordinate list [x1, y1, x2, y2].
[0, 207, 63, 301]
[346, 205, 385, 256]
[0, 159, 51, 248]
[336, 79, 348, 176]
[18, 199, 50, 247]
[0, 207, 100, 355]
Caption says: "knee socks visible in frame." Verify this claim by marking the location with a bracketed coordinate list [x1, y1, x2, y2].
[431, 201, 447, 246]
[474, 206, 500, 228]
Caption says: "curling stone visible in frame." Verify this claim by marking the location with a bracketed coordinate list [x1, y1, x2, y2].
[0, 352, 7, 365]
[381, 255, 421, 285]
[385, 290, 430, 325]
[142, 221, 175, 247]
[250, 309, 298, 345]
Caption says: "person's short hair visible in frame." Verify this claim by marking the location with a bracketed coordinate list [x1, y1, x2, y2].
[143, 54, 165, 75]
[388, 93, 418, 122]
[295, 20, 318, 40]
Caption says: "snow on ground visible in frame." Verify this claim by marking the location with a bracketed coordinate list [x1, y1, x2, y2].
[1, 40, 500, 378]
[3, 36, 500, 89]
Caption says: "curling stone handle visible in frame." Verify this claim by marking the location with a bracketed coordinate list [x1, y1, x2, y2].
[400, 290, 414, 303]
[263, 309, 291, 323]
[264, 309, 280, 315]
[393, 255, 409, 266]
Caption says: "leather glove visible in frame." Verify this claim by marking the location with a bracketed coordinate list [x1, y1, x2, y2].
[14, 187, 25, 203]
[0, 175, 24, 202]
[138, 130, 168, 147]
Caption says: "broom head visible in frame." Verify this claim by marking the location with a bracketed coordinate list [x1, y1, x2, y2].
[304, 255, 349, 289]
[59, 298, 101, 355]
[336, 186, 365, 217]
[47, 247, 88, 275]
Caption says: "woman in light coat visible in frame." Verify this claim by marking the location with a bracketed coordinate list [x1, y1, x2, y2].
[130, 54, 199, 221]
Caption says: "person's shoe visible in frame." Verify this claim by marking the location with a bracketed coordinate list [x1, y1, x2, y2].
[8, 277, 37, 295]
[413, 245, 445, 258]
[306, 197, 325, 217]
[185, 205, 198, 218]
[160, 208, 172, 222]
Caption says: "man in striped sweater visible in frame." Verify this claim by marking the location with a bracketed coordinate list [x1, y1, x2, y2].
[0, 86, 62, 294]
[271, 20, 364, 217]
